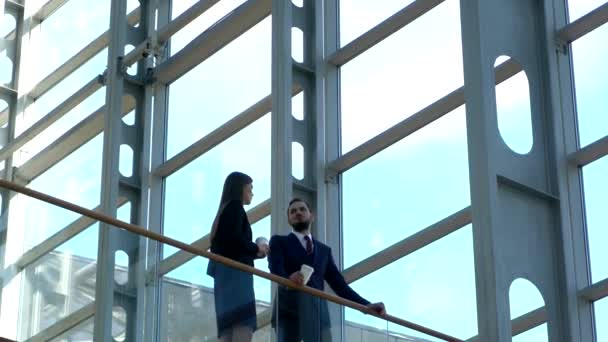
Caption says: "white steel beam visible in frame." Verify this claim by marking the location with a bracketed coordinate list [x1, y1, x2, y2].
[152, 199, 270, 280]
[0, 76, 103, 162]
[343, 207, 471, 283]
[123, 0, 221, 67]
[24, 302, 94, 342]
[28, 8, 140, 100]
[569, 134, 608, 167]
[154, 86, 301, 178]
[15, 96, 135, 183]
[326, 58, 521, 177]
[154, 0, 272, 84]
[32, 0, 70, 22]
[557, 2, 608, 43]
[328, 0, 445, 66]
[579, 277, 608, 302]
[14, 197, 128, 271]
[153, 94, 273, 177]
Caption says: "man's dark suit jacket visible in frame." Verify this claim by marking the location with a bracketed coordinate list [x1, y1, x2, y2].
[268, 233, 370, 330]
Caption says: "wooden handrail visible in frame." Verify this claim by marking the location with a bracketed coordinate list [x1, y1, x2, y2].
[0, 179, 463, 342]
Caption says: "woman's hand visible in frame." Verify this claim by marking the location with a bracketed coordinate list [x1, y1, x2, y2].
[257, 243, 269, 258]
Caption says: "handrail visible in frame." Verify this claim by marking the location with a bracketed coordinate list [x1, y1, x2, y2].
[0, 179, 463, 342]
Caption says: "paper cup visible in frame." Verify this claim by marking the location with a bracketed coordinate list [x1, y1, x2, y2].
[300, 264, 314, 285]
[255, 237, 268, 246]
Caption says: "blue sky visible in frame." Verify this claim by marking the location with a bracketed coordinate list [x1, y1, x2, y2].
[5, 0, 607, 341]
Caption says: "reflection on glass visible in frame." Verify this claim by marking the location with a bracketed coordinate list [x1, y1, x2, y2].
[48, 317, 94, 342]
[159, 254, 273, 341]
[16, 225, 99, 340]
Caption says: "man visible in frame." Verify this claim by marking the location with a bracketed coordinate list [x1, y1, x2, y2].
[268, 198, 386, 341]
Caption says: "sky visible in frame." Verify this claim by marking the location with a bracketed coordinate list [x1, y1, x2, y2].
[1, 0, 606, 341]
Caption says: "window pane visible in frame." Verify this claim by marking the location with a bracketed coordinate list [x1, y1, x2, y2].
[340, 0, 415, 47]
[348, 226, 477, 339]
[568, 0, 606, 21]
[29, 0, 110, 84]
[17, 49, 107, 138]
[340, 0, 462, 153]
[163, 115, 270, 255]
[343, 108, 470, 267]
[582, 156, 608, 283]
[22, 135, 103, 249]
[571, 23, 608, 147]
[167, 18, 270, 158]
[596, 297, 608, 341]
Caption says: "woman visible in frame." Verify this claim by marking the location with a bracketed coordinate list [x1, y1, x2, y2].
[207, 171, 269, 342]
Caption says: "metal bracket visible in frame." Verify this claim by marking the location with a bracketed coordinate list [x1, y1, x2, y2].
[324, 168, 339, 184]
[554, 37, 569, 55]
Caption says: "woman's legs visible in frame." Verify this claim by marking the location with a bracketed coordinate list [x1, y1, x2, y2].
[218, 329, 232, 342]
[230, 325, 253, 342]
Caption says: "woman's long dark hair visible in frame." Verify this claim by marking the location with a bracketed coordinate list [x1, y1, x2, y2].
[210, 171, 253, 242]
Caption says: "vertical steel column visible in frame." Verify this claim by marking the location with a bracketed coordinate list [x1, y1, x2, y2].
[271, 0, 294, 237]
[94, 0, 156, 339]
[0, 1, 23, 334]
[316, 0, 344, 340]
[460, 0, 594, 340]
[544, 0, 596, 340]
[136, 1, 172, 341]
[272, 0, 343, 339]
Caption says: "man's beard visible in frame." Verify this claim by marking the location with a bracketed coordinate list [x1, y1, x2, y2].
[291, 221, 310, 232]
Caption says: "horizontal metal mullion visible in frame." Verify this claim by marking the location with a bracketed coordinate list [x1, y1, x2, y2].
[16, 97, 136, 183]
[155, 95, 271, 177]
[569, 134, 608, 167]
[328, 87, 464, 175]
[123, 0, 221, 67]
[29, 8, 140, 100]
[153, 199, 270, 280]
[32, 0, 69, 21]
[579, 277, 608, 302]
[327, 58, 521, 176]
[0, 76, 103, 162]
[0, 84, 17, 96]
[25, 302, 95, 342]
[328, 0, 444, 66]
[158, 0, 221, 42]
[466, 307, 547, 341]
[557, 2, 608, 43]
[343, 207, 471, 283]
[154, 0, 271, 84]
[15, 197, 128, 271]
[6, 0, 24, 10]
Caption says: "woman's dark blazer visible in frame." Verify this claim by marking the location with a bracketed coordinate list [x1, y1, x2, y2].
[209, 199, 259, 269]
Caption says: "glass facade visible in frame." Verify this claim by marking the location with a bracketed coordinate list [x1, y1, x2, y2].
[0, 0, 606, 341]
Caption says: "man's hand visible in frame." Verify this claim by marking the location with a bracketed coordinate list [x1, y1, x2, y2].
[257, 244, 269, 258]
[366, 302, 386, 315]
[288, 271, 305, 285]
